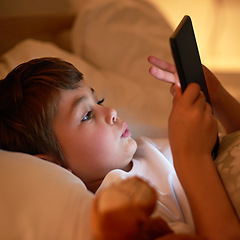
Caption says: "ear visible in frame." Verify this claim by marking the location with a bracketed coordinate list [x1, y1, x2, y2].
[34, 154, 62, 166]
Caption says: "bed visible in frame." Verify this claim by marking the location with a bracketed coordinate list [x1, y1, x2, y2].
[0, 0, 239, 239]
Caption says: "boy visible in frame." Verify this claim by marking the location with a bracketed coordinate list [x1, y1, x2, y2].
[0, 57, 239, 239]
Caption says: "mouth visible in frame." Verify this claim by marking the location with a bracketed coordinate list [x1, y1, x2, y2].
[121, 122, 131, 138]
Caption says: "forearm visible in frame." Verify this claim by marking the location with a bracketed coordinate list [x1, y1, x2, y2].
[175, 154, 240, 240]
[212, 85, 240, 133]
[168, 83, 240, 238]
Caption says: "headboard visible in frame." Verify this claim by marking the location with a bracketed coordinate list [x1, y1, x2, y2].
[0, 14, 75, 55]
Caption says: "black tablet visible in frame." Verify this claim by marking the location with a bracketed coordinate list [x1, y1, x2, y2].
[170, 15, 219, 158]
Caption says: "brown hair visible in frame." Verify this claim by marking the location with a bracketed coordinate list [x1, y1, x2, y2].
[0, 57, 83, 165]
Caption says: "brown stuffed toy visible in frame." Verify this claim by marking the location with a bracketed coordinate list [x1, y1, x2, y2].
[91, 177, 205, 240]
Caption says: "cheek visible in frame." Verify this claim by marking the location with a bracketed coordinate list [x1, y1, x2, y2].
[69, 130, 118, 178]
[64, 126, 136, 184]
[70, 126, 116, 161]
[87, 128, 117, 159]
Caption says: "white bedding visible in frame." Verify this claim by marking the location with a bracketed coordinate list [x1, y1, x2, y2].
[215, 130, 240, 217]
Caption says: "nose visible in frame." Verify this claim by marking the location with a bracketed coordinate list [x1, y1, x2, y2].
[105, 107, 117, 125]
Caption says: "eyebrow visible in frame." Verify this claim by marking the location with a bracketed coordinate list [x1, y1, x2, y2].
[71, 87, 95, 115]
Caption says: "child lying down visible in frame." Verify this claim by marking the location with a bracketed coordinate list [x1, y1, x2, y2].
[0, 57, 239, 239]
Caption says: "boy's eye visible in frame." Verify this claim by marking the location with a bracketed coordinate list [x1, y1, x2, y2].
[97, 98, 104, 105]
[82, 110, 93, 122]
[81, 99, 104, 122]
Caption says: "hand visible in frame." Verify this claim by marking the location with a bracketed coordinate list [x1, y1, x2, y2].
[148, 56, 222, 109]
[168, 83, 218, 162]
[148, 56, 240, 238]
[148, 56, 180, 91]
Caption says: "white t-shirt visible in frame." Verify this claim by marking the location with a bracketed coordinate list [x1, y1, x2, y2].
[98, 137, 194, 234]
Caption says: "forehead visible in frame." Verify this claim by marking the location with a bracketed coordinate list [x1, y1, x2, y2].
[55, 81, 96, 117]
[58, 81, 90, 104]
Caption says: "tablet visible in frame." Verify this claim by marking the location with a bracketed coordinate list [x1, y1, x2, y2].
[170, 15, 219, 158]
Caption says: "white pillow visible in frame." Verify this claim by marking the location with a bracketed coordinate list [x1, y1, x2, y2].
[71, 0, 173, 83]
[215, 131, 240, 217]
[0, 150, 94, 240]
[0, 38, 96, 80]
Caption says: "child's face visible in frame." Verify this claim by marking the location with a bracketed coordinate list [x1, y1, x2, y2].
[53, 81, 137, 191]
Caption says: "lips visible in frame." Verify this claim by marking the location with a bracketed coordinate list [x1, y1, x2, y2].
[121, 122, 131, 138]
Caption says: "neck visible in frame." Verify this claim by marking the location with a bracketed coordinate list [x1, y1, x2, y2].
[86, 179, 103, 193]
[86, 161, 133, 193]
[123, 161, 133, 172]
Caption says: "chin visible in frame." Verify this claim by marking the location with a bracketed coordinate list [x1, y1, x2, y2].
[131, 138, 138, 152]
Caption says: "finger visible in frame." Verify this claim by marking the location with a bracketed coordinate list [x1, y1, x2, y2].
[182, 83, 202, 105]
[170, 83, 181, 96]
[194, 91, 207, 110]
[204, 104, 218, 133]
[205, 102, 214, 116]
[148, 56, 176, 73]
[172, 84, 182, 105]
[149, 66, 176, 84]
